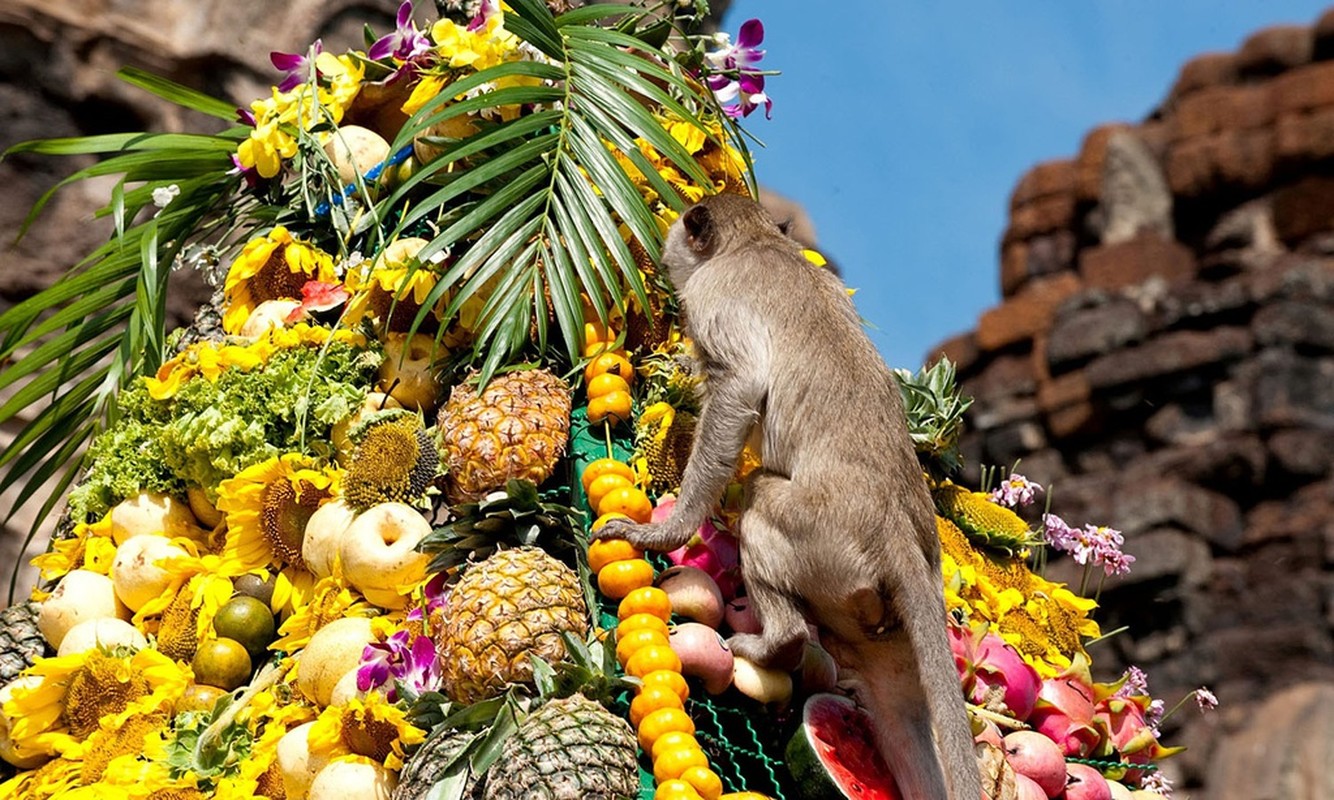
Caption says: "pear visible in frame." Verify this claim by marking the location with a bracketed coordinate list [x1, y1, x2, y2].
[302, 499, 359, 580]
[37, 569, 129, 649]
[308, 758, 396, 800]
[109, 491, 207, 545]
[296, 617, 376, 707]
[378, 332, 442, 412]
[337, 502, 431, 610]
[111, 535, 189, 612]
[57, 617, 147, 657]
[277, 721, 329, 800]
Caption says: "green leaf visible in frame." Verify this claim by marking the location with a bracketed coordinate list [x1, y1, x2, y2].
[116, 66, 239, 120]
[504, 0, 564, 58]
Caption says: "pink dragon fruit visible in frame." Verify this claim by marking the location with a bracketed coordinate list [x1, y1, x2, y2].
[1028, 653, 1104, 757]
[948, 623, 1042, 721]
[660, 496, 743, 600]
[1094, 694, 1184, 782]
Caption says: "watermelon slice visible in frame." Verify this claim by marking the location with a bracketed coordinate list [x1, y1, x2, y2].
[785, 693, 902, 800]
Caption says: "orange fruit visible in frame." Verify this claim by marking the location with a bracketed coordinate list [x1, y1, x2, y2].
[616, 627, 671, 667]
[584, 320, 610, 346]
[630, 684, 686, 727]
[587, 372, 631, 399]
[597, 485, 653, 523]
[584, 351, 635, 385]
[584, 341, 617, 358]
[587, 537, 644, 573]
[587, 390, 633, 425]
[581, 458, 636, 494]
[637, 706, 696, 751]
[592, 512, 631, 533]
[679, 766, 724, 800]
[655, 780, 704, 800]
[626, 644, 683, 678]
[191, 638, 252, 691]
[598, 558, 655, 599]
[651, 730, 701, 762]
[587, 473, 634, 511]
[618, 587, 672, 621]
[653, 744, 709, 783]
[618, 612, 671, 640]
[175, 683, 227, 715]
[641, 669, 690, 702]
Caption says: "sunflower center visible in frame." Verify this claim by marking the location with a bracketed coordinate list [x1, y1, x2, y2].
[251, 245, 310, 304]
[62, 651, 150, 738]
[80, 710, 168, 783]
[340, 709, 398, 762]
[146, 789, 209, 800]
[345, 418, 437, 511]
[255, 761, 288, 800]
[157, 584, 201, 663]
[260, 479, 329, 568]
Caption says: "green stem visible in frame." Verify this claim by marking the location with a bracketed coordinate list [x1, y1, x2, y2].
[1083, 625, 1129, 647]
[603, 420, 613, 460]
[1079, 563, 1092, 597]
[1093, 572, 1108, 605]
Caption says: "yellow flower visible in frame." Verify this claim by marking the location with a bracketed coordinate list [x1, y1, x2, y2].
[236, 53, 364, 179]
[221, 227, 338, 335]
[3, 648, 189, 760]
[307, 690, 425, 771]
[343, 242, 449, 332]
[273, 574, 376, 653]
[30, 514, 117, 585]
[401, 73, 447, 117]
[215, 454, 342, 576]
[0, 756, 81, 800]
[430, 14, 520, 71]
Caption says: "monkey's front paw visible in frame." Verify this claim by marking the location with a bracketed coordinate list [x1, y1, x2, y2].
[592, 519, 687, 552]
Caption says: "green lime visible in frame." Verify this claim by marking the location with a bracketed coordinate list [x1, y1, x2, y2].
[175, 682, 227, 715]
[192, 638, 253, 691]
[232, 573, 276, 608]
[213, 595, 277, 658]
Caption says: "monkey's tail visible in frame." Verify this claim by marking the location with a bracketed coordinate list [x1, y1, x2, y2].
[839, 608, 981, 800]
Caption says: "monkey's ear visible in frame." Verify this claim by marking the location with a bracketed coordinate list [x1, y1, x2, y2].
[682, 204, 714, 254]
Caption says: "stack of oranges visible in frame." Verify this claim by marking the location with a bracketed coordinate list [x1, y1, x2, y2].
[584, 318, 635, 425]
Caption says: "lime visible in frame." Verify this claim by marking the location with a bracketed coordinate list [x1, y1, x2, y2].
[232, 573, 276, 608]
[192, 638, 253, 690]
[175, 682, 227, 715]
[213, 596, 277, 659]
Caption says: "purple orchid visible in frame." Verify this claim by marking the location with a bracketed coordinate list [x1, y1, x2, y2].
[357, 629, 412, 693]
[270, 40, 323, 92]
[356, 629, 442, 701]
[369, 1, 433, 62]
[703, 19, 774, 119]
[467, 0, 501, 32]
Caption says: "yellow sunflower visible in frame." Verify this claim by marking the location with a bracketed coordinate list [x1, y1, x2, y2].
[215, 454, 342, 576]
[3, 648, 189, 761]
[273, 573, 376, 653]
[343, 238, 448, 333]
[30, 513, 118, 589]
[0, 756, 81, 800]
[222, 227, 338, 334]
[307, 690, 425, 771]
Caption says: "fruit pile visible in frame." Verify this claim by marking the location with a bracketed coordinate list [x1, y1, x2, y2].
[0, 2, 1193, 799]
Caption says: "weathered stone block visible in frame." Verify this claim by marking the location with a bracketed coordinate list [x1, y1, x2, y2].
[1275, 106, 1334, 163]
[1316, 7, 1334, 61]
[1274, 176, 1334, 246]
[1268, 428, 1334, 477]
[1236, 25, 1314, 77]
[1116, 528, 1213, 589]
[1151, 273, 1255, 329]
[1210, 683, 1334, 800]
[1273, 60, 1334, 114]
[976, 272, 1082, 352]
[1078, 234, 1196, 291]
[1037, 370, 1091, 414]
[1111, 477, 1245, 549]
[1237, 349, 1334, 429]
[1010, 159, 1077, 209]
[1007, 192, 1077, 241]
[1144, 403, 1219, 447]
[965, 351, 1037, 400]
[1000, 231, 1077, 297]
[1046, 297, 1147, 368]
[926, 331, 979, 375]
[1169, 51, 1239, 100]
[1085, 328, 1253, 389]
[1171, 84, 1275, 141]
[1127, 434, 1268, 492]
[1166, 128, 1276, 197]
[1074, 123, 1133, 201]
[1252, 299, 1334, 351]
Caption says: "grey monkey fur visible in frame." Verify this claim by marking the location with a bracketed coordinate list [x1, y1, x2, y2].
[595, 194, 980, 799]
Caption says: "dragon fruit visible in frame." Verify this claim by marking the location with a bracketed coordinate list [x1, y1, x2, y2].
[948, 623, 1041, 721]
[1095, 694, 1184, 782]
[660, 496, 742, 599]
[1028, 653, 1104, 757]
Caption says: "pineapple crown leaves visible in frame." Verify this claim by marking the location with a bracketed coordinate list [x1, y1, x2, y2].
[530, 631, 635, 706]
[893, 357, 974, 481]
[405, 692, 523, 800]
[419, 478, 586, 573]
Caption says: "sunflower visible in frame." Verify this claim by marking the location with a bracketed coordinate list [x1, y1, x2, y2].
[272, 573, 376, 653]
[30, 513, 118, 589]
[146, 341, 265, 400]
[216, 454, 342, 576]
[154, 569, 234, 662]
[342, 238, 448, 333]
[222, 227, 338, 335]
[0, 756, 81, 800]
[307, 690, 425, 770]
[3, 648, 189, 761]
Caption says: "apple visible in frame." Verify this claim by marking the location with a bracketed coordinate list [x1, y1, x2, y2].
[731, 656, 793, 705]
[724, 595, 762, 634]
[669, 622, 735, 695]
[240, 299, 304, 337]
[1107, 779, 1135, 800]
[1004, 730, 1067, 797]
[337, 502, 432, 609]
[656, 566, 724, 628]
[1015, 773, 1047, 800]
[1063, 763, 1112, 800]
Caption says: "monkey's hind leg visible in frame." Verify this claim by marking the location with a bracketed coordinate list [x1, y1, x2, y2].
[728, 471, 813, 671]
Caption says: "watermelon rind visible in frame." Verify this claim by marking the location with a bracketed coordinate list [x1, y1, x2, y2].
[785, 693, 900, 800]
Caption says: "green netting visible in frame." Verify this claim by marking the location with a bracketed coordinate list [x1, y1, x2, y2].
[568, 407, 795, 800]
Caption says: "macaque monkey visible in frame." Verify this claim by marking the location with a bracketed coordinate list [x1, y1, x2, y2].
[596, 194, 980, 799]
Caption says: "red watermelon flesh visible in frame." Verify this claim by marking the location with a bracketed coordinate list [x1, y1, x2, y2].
[785, 693, 902, 800]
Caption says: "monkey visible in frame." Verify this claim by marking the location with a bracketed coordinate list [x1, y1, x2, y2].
[594, 194, 980, 799]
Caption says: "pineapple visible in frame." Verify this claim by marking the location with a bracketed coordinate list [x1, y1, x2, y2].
[394, 726, 485, 800]
[483, 694, 638, 800]
[437, 547, 588, 704]
[894, 357, 973, 483]
[933, 482, 1039, 557]
[437, 370, 572, 504]
[0, 602, 47, 684]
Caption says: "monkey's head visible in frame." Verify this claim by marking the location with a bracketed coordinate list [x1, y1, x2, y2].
[661, 194, 781, 287]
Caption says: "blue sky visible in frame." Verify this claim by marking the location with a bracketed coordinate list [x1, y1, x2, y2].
[719, 1, 1330, 370]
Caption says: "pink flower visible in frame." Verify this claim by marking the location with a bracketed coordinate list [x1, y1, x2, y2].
[989, 472, 1043, 508]
[369, 1, 432, 63]
[271, 40, 323, 92]
[703, 19, 774, 119]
